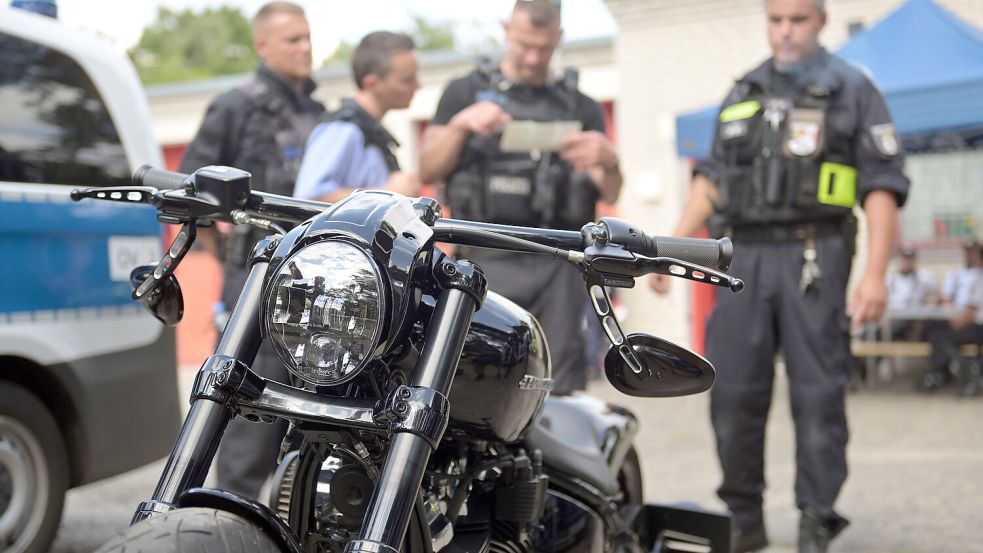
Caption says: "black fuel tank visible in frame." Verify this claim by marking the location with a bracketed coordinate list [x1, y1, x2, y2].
[441, 291, 551, 443]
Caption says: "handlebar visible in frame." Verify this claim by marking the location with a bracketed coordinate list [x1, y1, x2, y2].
[133, 165, 189, 189]
[75, 165, 739, 287]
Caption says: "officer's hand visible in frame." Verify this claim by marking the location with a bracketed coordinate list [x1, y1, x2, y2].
[648, 274, 671, 295]
[847, 275, 888, 327]
[560, 131, 618, 173]
[384, 171, 423, 197]
[449, 101, 512, 137]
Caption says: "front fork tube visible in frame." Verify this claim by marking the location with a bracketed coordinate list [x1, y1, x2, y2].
[132, 259, 270, 523]
[348, 265, 485, 553]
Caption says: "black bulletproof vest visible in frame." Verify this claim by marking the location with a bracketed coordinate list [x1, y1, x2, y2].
[238, 79, 320, 198]
[320, 99, 401, 174]
[711, 65, 856, 230]
[445, 64, 598, 231]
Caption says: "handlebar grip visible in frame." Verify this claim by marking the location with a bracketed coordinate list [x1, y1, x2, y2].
[133, 165, 189, 189]
[643, 235, 733, 271]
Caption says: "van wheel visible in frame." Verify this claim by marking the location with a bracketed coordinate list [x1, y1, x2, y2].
[0, 381, 69, 553]
[95, 508, 280, 553]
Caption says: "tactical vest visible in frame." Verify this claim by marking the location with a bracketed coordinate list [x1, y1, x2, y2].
[224, 79, 320, 267]
[445, 62, 598, 231]
[239, 79, 319, 198]
[320, 99, 401, 173]
[711, 78, 857, 232]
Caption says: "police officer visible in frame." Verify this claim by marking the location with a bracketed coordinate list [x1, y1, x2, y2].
[420, 0, 622, 395]
[651, 1, 908, 551]
[178, 1, 324, 500]
[295, 31, 422, 202]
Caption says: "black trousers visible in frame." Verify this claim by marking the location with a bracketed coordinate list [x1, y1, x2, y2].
[706, 236, 853, 533]
[925, 321, 983, 374]
[215, 263, 290, 500]
[464, 249, 588, 395]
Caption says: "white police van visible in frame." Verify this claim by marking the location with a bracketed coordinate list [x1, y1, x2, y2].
[0, 5, 180, 552]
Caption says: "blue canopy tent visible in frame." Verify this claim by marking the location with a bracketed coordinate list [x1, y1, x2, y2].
[676, 0, 983, 158]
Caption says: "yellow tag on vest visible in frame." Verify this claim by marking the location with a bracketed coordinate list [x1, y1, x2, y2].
[818, 162, 857, 208]
[719, 101, 761, 123]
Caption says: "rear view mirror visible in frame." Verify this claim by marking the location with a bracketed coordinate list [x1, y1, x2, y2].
[130, 265, 184, 326]
[604, 333, 714, 397]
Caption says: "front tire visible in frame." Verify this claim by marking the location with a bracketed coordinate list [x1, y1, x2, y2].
[0, 381, 69, 553]
[617, 446, 644, 507]
[96, 508, 280, 553]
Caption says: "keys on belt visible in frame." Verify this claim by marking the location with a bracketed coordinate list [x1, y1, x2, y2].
[800, 237, 822, 295]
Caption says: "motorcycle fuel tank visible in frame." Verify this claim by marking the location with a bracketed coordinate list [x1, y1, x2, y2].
[416, 291, 551, 443]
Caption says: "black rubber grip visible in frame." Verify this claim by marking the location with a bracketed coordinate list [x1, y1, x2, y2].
[643, 235, 733, 271]
[133, 165, 189, 189]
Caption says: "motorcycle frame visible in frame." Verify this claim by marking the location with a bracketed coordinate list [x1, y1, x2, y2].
[133, 233, 489, 553]
[77, 173, 736, 553]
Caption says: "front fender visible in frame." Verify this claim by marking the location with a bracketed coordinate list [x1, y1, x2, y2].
[177, 487, 302, 553]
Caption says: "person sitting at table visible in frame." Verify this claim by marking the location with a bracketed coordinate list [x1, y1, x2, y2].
[885, 244, 937, 340]
[920, 239, 983, 393]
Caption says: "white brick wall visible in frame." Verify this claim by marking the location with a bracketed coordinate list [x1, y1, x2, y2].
[603, 0, 983, 347]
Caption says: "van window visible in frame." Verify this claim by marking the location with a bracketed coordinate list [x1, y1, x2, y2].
[0, 31, 130, 186]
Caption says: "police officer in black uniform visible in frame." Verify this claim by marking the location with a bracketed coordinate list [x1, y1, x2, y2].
[420, 0, 622, 395]
[178, 1, 324, 500]
[651, 1, 908, 551]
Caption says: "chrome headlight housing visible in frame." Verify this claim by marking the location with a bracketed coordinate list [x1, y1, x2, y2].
[264, 240, 386, 386]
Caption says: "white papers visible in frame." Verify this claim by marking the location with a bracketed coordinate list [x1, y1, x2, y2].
[499, 120, 582, 153]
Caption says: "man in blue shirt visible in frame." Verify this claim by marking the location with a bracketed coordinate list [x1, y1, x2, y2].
[295, 31, 421, 202]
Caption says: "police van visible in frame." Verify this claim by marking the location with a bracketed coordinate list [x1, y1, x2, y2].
[0, 6, 180, 552]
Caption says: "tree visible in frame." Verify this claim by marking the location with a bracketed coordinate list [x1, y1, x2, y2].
[320, 15, 457, 68]
[406, 16, 455, 51]
[129, 7, 256, 85]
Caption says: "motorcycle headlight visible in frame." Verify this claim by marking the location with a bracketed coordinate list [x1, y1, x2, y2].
[264, 240, 386, 386]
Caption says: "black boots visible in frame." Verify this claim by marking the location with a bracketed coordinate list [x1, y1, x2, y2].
[732, 523, 768, 553]
[797, 510, 849, 553]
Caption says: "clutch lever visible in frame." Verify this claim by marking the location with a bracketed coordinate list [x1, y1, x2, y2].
[70, 186, 158, 204]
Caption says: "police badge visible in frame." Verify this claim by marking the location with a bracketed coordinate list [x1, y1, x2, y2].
[784, 108, 824, 157]
[870, 123, 900, 156]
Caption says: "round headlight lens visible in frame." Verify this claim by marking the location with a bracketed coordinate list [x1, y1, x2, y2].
[265, 240, 385, 386]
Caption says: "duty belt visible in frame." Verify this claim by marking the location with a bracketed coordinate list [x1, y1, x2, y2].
[727, 219, 845, 243]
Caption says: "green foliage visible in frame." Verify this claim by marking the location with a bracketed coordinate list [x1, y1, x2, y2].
[320, 15, 457, 68]
[321, 40, 355, 67]
[407, 16, 455, 51]
[129, 6, 256, 85]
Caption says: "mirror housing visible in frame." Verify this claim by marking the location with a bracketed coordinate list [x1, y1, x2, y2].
[604, 333, 714, 397]
[130, 265, 184, 326]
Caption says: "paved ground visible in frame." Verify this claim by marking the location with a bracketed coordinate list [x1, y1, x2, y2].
[51, 365, 983, 553]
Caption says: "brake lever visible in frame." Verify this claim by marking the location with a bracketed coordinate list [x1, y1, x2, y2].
[648, 256, 745, 293]
[70, 186, 158, 204]
[584, 244, 744, 293]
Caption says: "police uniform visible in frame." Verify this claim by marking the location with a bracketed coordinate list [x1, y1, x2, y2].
[432, 62, 607, 395]
[180, 62, 324, 499]
[696, 48, 909, 543]
[293, 98, 400, 200]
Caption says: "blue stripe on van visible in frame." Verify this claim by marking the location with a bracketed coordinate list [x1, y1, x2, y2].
[0, 197, 161, 313]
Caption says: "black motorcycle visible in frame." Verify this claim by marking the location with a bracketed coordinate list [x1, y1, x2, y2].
[72, 165, 742, 553]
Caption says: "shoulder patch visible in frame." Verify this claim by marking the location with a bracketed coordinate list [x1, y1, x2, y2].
[870, 123, 900, 156]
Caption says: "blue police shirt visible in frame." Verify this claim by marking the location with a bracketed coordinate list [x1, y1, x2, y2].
[293, 120, 391, 200]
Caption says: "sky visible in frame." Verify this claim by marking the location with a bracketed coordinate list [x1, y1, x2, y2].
[46, 0, 618, 62]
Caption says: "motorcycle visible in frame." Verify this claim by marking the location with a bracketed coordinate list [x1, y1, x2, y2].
[72, 165, 743, 553]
